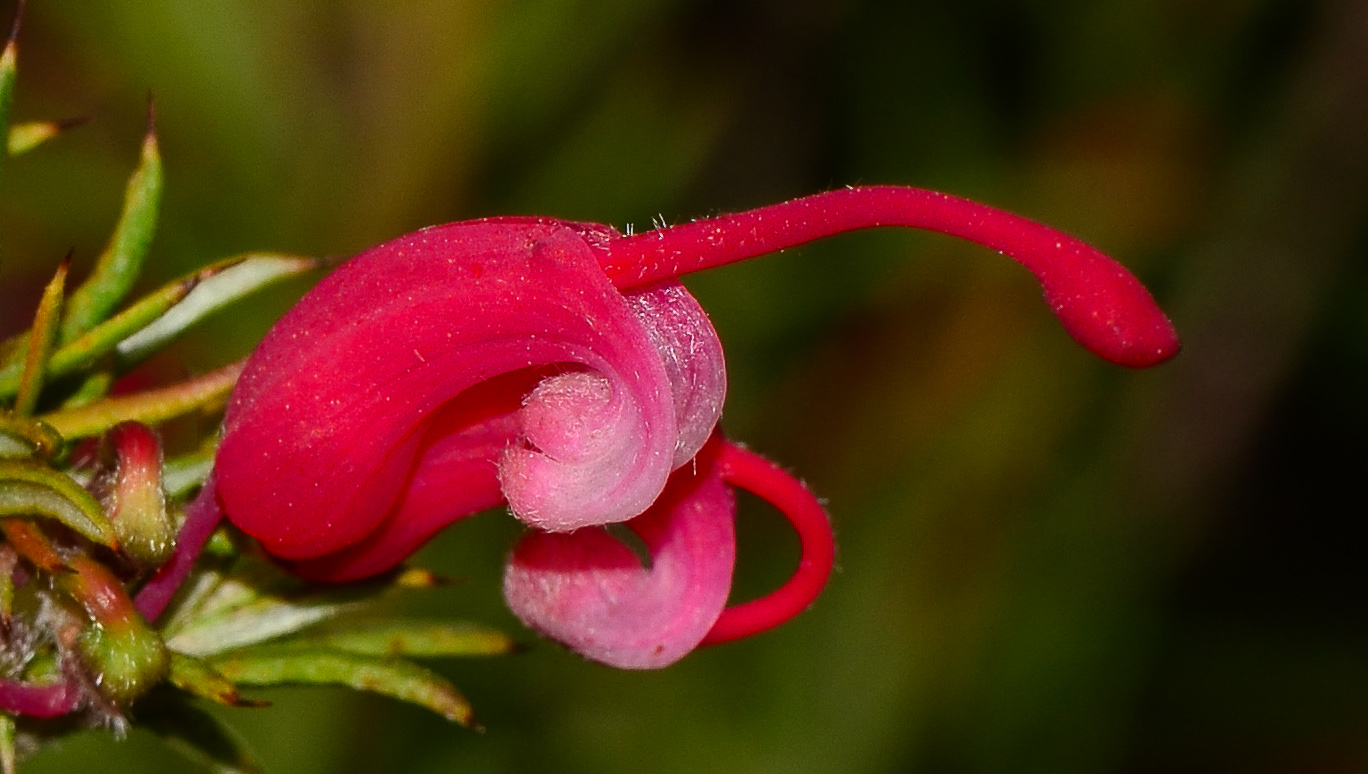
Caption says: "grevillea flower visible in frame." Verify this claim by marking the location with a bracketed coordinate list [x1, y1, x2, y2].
[200, 186, 1178, 670]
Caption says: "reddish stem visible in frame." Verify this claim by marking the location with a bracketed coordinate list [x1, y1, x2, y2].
[702, 441, 836, 645]
[0, 676, 80, 719]
[0, 520, 65, 574]
[134, 473, 222, 622]
[600, 185, 1180, 368]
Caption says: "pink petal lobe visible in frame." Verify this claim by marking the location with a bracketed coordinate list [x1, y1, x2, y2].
[504, 438, 736, 669]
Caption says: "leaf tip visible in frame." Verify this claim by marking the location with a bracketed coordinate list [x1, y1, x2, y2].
[5, 0, 22, 52]
[141, 94, 159, 155]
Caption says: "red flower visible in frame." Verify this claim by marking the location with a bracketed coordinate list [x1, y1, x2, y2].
[200, 186, 1177, 669]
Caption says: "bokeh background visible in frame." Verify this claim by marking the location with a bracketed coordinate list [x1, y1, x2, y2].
[3, 0, 1366, 771]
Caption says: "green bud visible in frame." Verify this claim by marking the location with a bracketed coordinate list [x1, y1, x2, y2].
[78, 618, 170, 707]
[98, 422, 174, 567]
[62, 556, 170, 706]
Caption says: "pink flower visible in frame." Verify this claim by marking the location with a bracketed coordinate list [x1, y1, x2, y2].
[206, 186, 1178, 669]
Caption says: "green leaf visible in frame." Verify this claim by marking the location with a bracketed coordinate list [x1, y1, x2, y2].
[6, 118, 82, 156]
[168, 652, 265, 708]
[139, 696, 265, 774]
[0, 271, 194, 400]
[165, 575, 369, 658]
[209, 646, 476, 726]
[164, 440, 217, 499]
[115, 253, 321, 365]
[39, 359, 242, 440]
[0, 548, 14, 620]
[293, 620, 517, 659]
[167, 595, 365, 659]
[163, 563, 451, 657]
[12, 259, 68, 417]
[60, 112, 162, 343]
[0, 413, 62, 459]
[0, 14, 19, 183]
[0, 254, 319, 403]
[0, 459, 118, 547]
[57, 370, 114, 410]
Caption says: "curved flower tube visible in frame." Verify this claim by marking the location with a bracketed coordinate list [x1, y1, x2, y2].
[210, 186, 1179, 669]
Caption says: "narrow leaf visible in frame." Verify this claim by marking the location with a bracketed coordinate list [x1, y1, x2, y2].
[0, 459, 118, 546]
[164, 440, 216, 499]
[60, 108, 162, 342]
[0, 272, 194, 399]
[295, 620, 516, 659]
[39, 359, 242, 440]
[116, 253, 322, 365]
[0, 414, 62, 459]
[168, 652, 265, 708]
[0, 545, 15, 620]
[165, 567, 438, 657]
[166, 591, 364, 658]
[210, 647, 476, 726]
[0, 7, 19, 182]
[0, 254, 318, 401]
[12, 259, 68, 417]
[6, 117, 84, 156]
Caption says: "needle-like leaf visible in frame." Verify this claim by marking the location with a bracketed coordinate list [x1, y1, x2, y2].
[167, 653, 266, 708]
[209, 646, 476, 726]
[60, 107, 162, 343]
[0, 413, 61, 460]
[0, 7, 20, 183]
[116, 253, 322, 365]
[39, 359, 242, 440]
[12, 259, 68, 417]
[0, 459, 118, 547]
[6, 117, 84, 157]
[291, 620, 517, 659]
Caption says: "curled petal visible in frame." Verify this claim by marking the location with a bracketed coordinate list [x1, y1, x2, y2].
[504, 438, 736, 669]
[218, 220, 701, 568]
[285, 372, 528, 581]
[624, 281, 727, 467]
[287, 282, 726, 581]
[501, 369, 646, 531]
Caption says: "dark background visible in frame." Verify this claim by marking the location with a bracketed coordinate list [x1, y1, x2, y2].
[3, 0, 1365, 772]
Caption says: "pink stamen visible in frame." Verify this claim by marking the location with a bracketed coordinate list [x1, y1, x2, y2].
[703, 440, 836, 645]
[600, 185, 1180, 368]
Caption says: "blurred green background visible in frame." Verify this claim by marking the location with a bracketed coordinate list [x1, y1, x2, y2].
[4, 0, 1366, 771]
